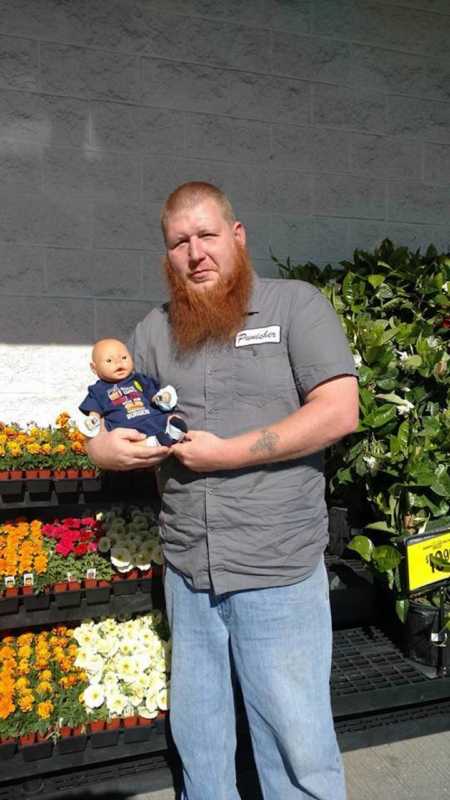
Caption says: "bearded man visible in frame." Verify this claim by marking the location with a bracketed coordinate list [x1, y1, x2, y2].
[88, 182, 359, 800]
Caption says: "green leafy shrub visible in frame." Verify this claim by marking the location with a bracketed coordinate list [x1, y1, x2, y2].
[274, 240, 450, 614]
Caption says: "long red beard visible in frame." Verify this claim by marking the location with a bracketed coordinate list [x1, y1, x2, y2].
[164, 244, 254, 353]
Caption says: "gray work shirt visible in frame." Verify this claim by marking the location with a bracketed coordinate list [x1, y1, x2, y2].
[129, 275, 357, 595]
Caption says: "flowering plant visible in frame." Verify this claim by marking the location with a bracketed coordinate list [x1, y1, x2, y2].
[0, 627, 88, 739]
[0, 517, 113, 591]
[95, 506, 163, 574]
[0, 414, 94, 473]
[276, 240, 450, 616]
[73, 612, 170, 720]
[0, 520, 49, 591]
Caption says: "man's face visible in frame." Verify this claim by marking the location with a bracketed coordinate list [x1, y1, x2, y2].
[164, 199, 246, 291]
[91, 341, 134, 382]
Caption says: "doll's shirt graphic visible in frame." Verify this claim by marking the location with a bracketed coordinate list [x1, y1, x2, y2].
[79, 372, 169, 436]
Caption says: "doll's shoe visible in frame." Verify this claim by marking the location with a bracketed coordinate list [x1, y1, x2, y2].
[166, 416, 187, 442]
[152, 385, 178, 411]
[156, 432, 176, 447]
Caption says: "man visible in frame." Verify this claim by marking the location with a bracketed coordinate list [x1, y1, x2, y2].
[88, 182, 359, 800]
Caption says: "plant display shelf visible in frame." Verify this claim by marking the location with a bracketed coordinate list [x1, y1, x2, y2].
[0, 715, 169, 782]
[0, 469, 158, 510]
[0, 750, 176, 800]
[0, 578, 164, 630]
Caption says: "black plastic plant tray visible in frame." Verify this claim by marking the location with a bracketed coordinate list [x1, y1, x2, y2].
[0, 750, 175, 800]
[331, 626, 450, 717]
[326, 555, 376, 628]
[0, 721, 169, 783]
[0, 588, 156, 631]
[336, 697, 450, 752]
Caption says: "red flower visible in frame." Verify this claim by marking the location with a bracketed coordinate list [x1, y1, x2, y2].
[74, 543, 89, 556]
[81, 517, 95, 526]
[80, 531, 93, 542]
[62, 518, 81, 528]
[442, 318, 450, 329]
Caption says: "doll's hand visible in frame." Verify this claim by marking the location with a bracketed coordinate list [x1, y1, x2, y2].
[86, 427, 170, 471]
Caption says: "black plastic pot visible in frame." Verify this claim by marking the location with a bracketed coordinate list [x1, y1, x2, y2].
[23, 591, 50, 612]
[405, 599, 450, 668]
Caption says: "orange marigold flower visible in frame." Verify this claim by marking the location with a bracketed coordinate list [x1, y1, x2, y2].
[37, 700, 53, 719]
[18, 695, 34, 712]
[0, 698, 15, 719]
[40, 669, 52, 681]
[37, 681, 53, 695]
[15, 677, 30, 690]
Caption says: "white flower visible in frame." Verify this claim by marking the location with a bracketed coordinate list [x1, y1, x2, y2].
[83, 684, 105, 709]
[157, 686, 169, 711]
[97, 535, 112, 553]
[353, 352, 362, 368]
[111, 545, 131, 570]
[134, 547, 153, 571]
[106, 692, 127, 716]
[397, 399, 414, 416]
[396, 350, 409, 361]
[426, 336, 440, 349]
[145, 693, 159, 715]
[116, 655, 140, 682]
[442, 281, 449, 293]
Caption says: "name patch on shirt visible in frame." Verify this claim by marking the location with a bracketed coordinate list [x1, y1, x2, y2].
[235, 325, 281, 347]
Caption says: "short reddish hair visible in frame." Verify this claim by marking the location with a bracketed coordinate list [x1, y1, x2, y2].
[160, 182, 236, 239]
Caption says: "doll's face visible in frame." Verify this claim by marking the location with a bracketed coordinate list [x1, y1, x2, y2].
[90, 339, 134, 382]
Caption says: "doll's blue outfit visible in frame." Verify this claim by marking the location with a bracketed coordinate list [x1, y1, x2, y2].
[79, 372, 186, 446]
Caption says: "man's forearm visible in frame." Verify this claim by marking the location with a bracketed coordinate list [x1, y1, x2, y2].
[169, 376, 359, 474]
[222, 389, 358, 470]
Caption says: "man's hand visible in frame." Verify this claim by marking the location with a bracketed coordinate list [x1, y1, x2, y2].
[171, 431, 233, 473]
[86, 427, 170, 471]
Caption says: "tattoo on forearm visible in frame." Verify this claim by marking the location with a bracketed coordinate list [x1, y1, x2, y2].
[249, 429, 279, 457]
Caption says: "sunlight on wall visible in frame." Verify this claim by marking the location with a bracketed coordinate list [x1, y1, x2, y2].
[0, 344, 93, 427]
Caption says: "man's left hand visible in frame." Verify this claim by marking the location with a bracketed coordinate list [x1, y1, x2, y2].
[171, 431, 233, 472]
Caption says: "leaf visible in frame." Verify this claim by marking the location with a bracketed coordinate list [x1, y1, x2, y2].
[347, 535, 374, 562]
[396, 597, 409, 623]
[363, 404, 397, 428]
[430, 466, 450, 498]
[367, 274, 385, 289]
[372, 544, 403, 572]
[365, 521, 396, 533]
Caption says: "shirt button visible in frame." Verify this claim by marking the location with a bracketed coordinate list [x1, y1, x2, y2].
[208, 488, 213, 494]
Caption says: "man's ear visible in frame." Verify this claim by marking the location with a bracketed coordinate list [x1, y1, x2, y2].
[233, 221, 246, 247]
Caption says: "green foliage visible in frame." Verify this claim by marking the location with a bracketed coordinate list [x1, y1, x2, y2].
[275, 240, 450, 612]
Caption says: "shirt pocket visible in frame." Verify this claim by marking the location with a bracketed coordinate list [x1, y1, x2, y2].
[232, 343, 296, 406]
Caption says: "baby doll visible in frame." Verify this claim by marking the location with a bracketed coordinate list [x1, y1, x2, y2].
[78, 338, 187, 447]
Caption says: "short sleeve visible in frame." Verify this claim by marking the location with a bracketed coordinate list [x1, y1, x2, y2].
[287, 284, 357, 399]
[79, 387, 102, 416]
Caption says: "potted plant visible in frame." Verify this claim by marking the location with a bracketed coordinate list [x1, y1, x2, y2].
[275, 240, 450, 632]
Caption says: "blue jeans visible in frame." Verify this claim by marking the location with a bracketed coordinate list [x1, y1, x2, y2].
[164, 559, 346, 800]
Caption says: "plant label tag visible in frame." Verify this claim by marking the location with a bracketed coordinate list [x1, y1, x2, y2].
[66, 572, 76, 583]
[5, 576, 15, 588]
[86, 568, 96, 580]
[23, 573, 34, 587]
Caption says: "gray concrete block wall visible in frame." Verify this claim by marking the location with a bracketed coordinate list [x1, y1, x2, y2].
[0, 0, 449, 360]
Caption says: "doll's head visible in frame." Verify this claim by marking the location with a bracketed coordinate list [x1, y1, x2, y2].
[90, 339, 134, 382]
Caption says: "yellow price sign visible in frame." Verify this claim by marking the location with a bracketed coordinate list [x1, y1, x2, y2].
[406, 529, 450, 592]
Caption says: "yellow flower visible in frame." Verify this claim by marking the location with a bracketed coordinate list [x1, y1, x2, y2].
[18, 694, 34, 712]
[37, 700, 53, 719]
[37, 681, 53, 695]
